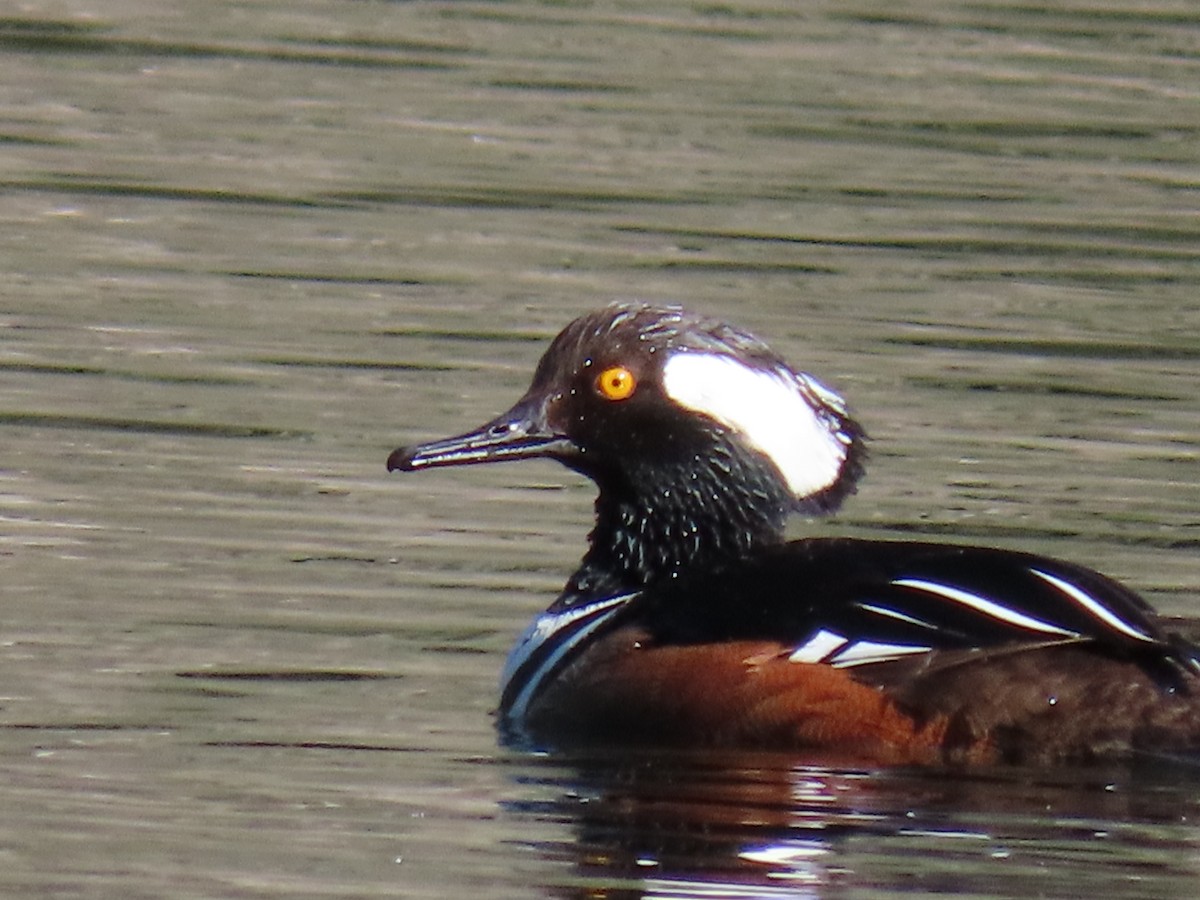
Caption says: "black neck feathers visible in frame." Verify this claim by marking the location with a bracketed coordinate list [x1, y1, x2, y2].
[556, 434, 798, 608]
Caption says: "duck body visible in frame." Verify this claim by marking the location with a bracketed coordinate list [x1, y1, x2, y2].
[389, 303, 1200, 766]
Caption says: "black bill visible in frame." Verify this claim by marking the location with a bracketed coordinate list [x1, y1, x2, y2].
[387, 399, 573, 472]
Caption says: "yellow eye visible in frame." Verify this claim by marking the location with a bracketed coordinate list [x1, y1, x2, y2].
[595, 365, 637, 401]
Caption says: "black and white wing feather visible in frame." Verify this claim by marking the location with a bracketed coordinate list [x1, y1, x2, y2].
[642, 538, 1200, 682]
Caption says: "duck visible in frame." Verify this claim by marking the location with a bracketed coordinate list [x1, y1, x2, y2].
[388, 302, 1200, 766]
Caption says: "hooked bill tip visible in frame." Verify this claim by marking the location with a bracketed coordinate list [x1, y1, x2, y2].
[386, 446, 418, 472]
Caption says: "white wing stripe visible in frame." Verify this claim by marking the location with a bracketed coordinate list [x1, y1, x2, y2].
[856, 602, 939, 631]
[831, 640, 933, 667]
[1028, 568, 1156, 643]
[892, 577, 1080, 637]
[501, 593, 632, 721]
[788, 629, 847, 664]
[790, 631, 934, 668]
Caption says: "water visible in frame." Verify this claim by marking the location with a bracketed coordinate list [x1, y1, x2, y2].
[2, 1, 1199, 896]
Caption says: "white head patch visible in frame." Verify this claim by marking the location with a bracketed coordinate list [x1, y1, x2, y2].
[660, 351, 853, 499]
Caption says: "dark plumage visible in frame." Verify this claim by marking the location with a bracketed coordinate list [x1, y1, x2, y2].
[390, 303, 1200, 765]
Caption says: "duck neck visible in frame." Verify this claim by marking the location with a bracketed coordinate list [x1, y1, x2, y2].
[555, 452, 792, 608]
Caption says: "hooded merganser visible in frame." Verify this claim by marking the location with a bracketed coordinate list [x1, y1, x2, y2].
[388, 303, 1200, 765]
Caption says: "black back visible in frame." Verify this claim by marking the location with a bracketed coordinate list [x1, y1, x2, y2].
[627, 538, 1200, 687]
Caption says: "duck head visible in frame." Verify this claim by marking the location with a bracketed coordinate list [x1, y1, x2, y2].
[389, 303, 865, 600]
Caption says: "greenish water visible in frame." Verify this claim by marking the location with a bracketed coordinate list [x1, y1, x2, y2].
[2, 2, 1199, 896]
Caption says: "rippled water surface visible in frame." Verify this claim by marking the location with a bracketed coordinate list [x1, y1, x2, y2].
[3, 2, 1200, 896]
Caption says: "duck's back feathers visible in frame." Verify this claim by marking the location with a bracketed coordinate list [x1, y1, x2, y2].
[638, 538, 1196, 677]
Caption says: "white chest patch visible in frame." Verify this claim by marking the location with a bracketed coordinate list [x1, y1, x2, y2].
[500, 593, 632, 721]
[661, 352, 851, 499]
